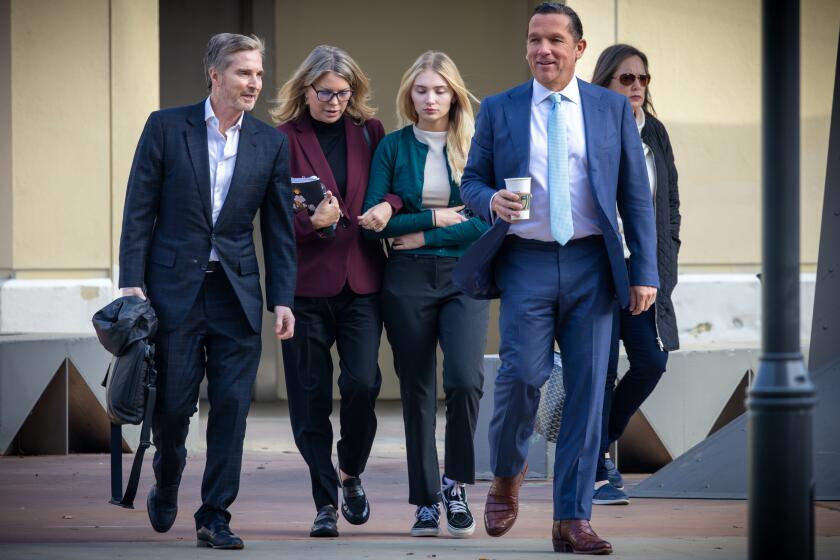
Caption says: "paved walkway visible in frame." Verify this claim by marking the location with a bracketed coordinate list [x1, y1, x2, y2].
[1, 402, 838, 559]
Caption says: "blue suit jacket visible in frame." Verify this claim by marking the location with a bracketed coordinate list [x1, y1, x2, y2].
[455, 79, 658, 307]
[119, 101, 296, 333]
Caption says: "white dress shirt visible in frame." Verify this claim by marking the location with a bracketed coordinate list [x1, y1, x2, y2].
[508, 77, 601, 242]
[204, 97, 243, 261]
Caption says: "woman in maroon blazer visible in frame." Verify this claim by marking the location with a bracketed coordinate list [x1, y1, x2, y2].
[271, 45, 401, 538]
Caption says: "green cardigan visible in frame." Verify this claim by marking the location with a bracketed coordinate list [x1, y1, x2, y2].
[362, 125, 488, 257]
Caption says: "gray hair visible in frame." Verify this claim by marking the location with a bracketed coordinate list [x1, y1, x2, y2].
[203, 33, 265, 91]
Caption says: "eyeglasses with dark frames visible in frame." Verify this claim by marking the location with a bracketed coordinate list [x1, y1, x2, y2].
[613, 73, 651, 87]
[310, 85, 354, 103]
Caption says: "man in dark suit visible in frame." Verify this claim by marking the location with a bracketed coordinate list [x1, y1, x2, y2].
[119, 33, 295, 549]
[457, 3, 658, 555]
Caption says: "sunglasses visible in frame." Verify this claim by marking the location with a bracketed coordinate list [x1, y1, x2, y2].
[310, 85, 353, 103]
[613, 73, 651, 87]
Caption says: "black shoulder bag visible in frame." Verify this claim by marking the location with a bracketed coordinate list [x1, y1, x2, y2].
[92, 296, 158, 508]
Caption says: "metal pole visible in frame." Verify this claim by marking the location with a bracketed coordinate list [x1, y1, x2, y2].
[748, 0, 816, 558]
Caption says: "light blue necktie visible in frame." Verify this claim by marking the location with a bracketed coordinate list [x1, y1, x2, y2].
[548, 92, 574, 245]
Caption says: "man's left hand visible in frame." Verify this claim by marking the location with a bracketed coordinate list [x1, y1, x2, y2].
[628, 286, 657, 315]
[274, 306, 295, 340]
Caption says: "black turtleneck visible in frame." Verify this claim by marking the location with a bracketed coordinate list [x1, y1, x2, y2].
[310, 112, 347, 200]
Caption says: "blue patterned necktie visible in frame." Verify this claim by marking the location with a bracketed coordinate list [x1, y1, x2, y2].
[548, 92, 574, 245]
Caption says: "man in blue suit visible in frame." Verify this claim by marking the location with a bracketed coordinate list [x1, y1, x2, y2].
[119, 33, 295, 549]
[457, 3, 658, 555]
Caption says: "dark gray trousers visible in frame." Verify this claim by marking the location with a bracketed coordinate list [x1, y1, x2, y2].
[381, 254, 489, 506]
[152, 267, 261, 529]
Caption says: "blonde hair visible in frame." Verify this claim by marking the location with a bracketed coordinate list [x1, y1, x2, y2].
[270, 45, 376, 125]
[396, 51, 478, 184]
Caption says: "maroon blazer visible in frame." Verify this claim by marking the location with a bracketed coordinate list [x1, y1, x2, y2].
[278, 115, 400, 298]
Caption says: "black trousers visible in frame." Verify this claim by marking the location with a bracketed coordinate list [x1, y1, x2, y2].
[596, 303, 669, 480]
[151, 266, 261, 529]
[381, 254, 489, 506]
[281, 286, 382, 511]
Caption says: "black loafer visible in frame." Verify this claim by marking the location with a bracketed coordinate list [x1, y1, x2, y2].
[146, 486, 178, 533]
[341, 477, 370, 525]
[310, 505, 339, 537]
[196, 523, 244, 549]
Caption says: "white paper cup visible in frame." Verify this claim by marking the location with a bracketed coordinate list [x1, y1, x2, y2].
[504, 177, 532, 220]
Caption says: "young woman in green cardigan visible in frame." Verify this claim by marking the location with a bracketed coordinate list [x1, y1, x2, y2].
[362, 51, 489, 538]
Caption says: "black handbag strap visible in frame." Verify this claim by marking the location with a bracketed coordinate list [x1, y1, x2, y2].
[110, 347, 157, 509]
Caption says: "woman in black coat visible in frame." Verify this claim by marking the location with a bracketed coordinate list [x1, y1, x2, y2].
[590, 44, 682, 505]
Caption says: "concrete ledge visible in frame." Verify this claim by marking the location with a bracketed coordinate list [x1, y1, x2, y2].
[0, 278, 113, 333]
[673, 273, 815, 345]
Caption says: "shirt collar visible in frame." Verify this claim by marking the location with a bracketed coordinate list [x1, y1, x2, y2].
[204, 96, 244, 132]
[635, 107, 646, 134]
[532, 76, 581, 106]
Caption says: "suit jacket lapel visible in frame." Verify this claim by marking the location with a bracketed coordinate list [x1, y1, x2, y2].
[215, 113, 258, 229]
[343, 117, 366, 210]
[502, 81, 533, 178]
[579, 79, 608, 211]
[185, 103, 213, 228]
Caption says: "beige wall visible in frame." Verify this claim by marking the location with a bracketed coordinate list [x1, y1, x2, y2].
[275, 0, 533, 133]
[5, 0, 158, 280]
[617, 1, 759, 267]
[110, 0, 159, 272]
[574, 0, 617, 80]
[611, 0, 838, 268]
[0, 0, 12, 273]
[11, 0, 111, 274]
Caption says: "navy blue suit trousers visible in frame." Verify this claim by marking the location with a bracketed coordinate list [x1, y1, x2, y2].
[489, 235, 614, 520]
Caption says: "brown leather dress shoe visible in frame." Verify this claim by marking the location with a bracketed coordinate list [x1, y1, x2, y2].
[484, 463, 528, 537]
[552, 519, 613, 555]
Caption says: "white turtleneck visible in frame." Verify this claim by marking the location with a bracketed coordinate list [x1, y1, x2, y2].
[413, 125, 450, 209]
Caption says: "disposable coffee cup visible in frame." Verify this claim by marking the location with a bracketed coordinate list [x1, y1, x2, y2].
[504, 177, 532, 220]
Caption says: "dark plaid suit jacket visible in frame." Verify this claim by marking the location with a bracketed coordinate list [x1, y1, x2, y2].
[119, 101, 296, 333]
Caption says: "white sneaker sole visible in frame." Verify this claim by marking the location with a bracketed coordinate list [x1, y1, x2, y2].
[592, 497, 630, 505]
[410, 527, 440, 537]
[447, 520, 476, 538]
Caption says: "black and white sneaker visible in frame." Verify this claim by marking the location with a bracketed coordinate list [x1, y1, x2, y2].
[441, 478, 476, 537]
[410, 505, 440, 537]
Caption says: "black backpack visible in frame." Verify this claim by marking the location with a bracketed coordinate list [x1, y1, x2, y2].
[92, 296, 158, 508]
[103, 340, 155, 425]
